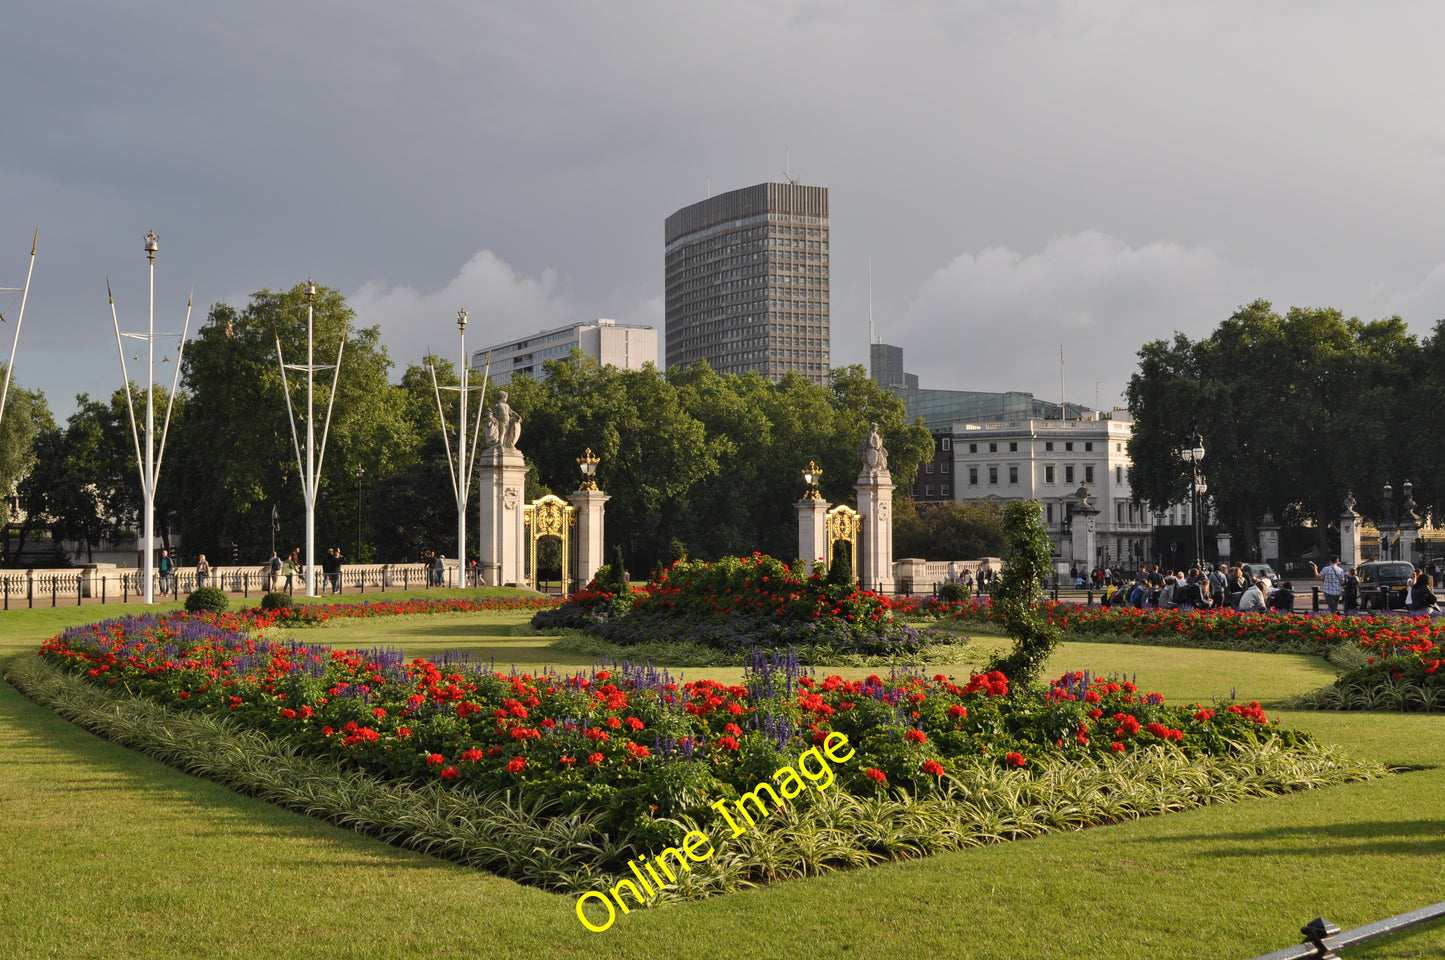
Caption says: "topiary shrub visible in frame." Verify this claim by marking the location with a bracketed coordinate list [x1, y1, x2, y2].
[826, 538, 854, 588]
[259, 591, 293, 611]
[937, 581, 969, 604]
[985, 499, 1062, 688]
[184, 586, 229, 613]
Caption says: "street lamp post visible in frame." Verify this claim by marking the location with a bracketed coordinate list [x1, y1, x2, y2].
[109, 231, 192, 604]
[1180, 431, 1206, 569]
[276, 279, 346, 597]
[355, 464, 365, 564]
[1380, 480, 1414, 561]
[430, 309, 489, 591]
[801, 461, 823, 500]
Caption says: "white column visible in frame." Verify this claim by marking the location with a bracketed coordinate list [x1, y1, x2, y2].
[855, 471, 895, 594]
[569, 488, 610, 586]
[796, 497, 828, 567]
[477, 446, 527, 587]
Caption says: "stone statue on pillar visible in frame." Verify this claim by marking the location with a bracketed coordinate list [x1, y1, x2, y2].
[477, 393, 527, 586]
[854, 425, 895, 593]
[1339, 492, 1361, 567]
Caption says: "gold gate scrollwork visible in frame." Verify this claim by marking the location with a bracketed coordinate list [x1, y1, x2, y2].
[825, 504, 861, 567]
[523, 494, 577, 597]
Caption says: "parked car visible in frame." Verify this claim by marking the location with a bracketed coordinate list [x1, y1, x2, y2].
[1356, 561, 1416, 610]
[1244, 563, 1279, 583]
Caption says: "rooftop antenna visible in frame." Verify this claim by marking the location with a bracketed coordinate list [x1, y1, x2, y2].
[1059, 345, 1066, 419]
[0, 229, 38, 429]
[784, 147, 799, 185]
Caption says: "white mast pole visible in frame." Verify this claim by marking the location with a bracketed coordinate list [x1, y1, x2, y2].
[0, 230, 37, 427]
[143, 231, 157, 603]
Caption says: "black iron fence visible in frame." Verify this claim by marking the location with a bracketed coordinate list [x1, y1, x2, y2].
[1247, 901, 1445, 959]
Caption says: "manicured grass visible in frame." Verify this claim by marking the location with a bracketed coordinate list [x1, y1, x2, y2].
[1, 606, 1442, 959]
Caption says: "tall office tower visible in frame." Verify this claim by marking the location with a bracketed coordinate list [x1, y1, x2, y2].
[664, 182, 830, 384]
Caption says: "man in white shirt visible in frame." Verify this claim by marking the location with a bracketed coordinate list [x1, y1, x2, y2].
[1311, 558, 1344, 614]
[1239, 577, 1271, 612]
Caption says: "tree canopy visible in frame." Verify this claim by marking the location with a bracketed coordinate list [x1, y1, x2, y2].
[1126, 299, 1424, 554]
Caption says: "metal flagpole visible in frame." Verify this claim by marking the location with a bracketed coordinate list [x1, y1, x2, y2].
[276, 280, 345, 597]
[430, 311, 487, 588]
[0, 229, 38, 428]
[110, 231, 189, 604]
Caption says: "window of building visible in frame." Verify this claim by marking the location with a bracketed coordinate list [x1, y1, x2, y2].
[940, 462, 949, 474]
[1009, 442, 1018, 452]
[989, 443, 997, 453]
[1046, 441, 1054, 451]
[1009, 466, 1019, 484]
[988, 467, 998, 484]
[1085, 442, 1093, 452]
[941, 484, 950, 497]
[1117, 503, 1124, 522]
[1065, 465, 1075, 484]
[1085, 465, 1095, 483]
[1045, 465, 1055, 483]
[926, 463, 935, 474]
[1046, 503, 1053, 523]
[1116, 465, 1123, 483]
[941, 438, 951, 450]
[925, 484, 934, 497]
[969, 467, 978, 485]
[1117, 443, 1123, 452]
[969, 443, 977, 453]
[1065, 442, 1074, 452]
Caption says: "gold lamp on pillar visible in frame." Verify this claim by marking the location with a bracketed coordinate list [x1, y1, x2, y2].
[577, 448, 600, 490]
[802, 460, 823, 500]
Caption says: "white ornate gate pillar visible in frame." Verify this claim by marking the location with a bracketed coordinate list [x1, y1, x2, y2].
[477, 392, 527, 587]
[569, 450, 609, 588]
[1339, 493, 1361, 568]
[854, 423, 895, 594]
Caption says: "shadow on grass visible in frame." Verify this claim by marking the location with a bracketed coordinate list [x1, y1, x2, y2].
[1160, 817, 1445, 857]
[0, 657, 464, 875]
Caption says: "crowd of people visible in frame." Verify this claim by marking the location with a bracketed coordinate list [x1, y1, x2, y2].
[1072, 558, 1439, 615]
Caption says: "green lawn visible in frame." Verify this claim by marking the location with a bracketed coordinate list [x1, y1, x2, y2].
[1, 605, 1442, 959]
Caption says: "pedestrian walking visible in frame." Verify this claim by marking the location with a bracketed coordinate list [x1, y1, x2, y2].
[196, 554, 209, 588]
[1310, 557, 1344, 614]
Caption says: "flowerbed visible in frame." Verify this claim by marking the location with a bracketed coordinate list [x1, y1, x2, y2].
[243, 595, 561, 628]
[926, 597, 1445, 657]
[1290, 628, 1444, 712]
[537, 554, 940, 658]
[43, 610, 1326, 848]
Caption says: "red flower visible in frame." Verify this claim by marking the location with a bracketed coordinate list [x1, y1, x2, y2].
[439, 766, 459, 780]
[905, 729, 927, 744]
[426, 753, 445, 766]
[1005, 752, 1026, 767]
[922, 760, 945, 777]
[865, 768, 887, 783]
[506, 756, 526, 773]
[280, 708, 297, 719]
[1111, 742, 1126, 754]
[461, 748, 484, 763]
[626, 743, 651, 760]
[606, 717, 622, 729]
[716, 735, 739, 751]
[396, 727, 411, 738]
[587, 752, 605, 765]
[372, 707, 387, 719]
[321, 726, 334, 737]
[723, 722, 742, 736]
[947, 705, 968, 719]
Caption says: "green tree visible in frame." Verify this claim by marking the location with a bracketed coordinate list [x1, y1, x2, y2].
[168, 284, 412, 563]
[0, 378, 50, 558]
[895, 499, 1007, 560]
[1126, 299, 1419, 555]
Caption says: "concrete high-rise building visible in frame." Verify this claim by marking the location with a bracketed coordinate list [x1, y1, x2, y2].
[664, 182, 830, 384]
[471, 318, 657, 386]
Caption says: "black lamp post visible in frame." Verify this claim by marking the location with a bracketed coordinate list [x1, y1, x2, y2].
[1180, 430, 1206, 569]
[355, 464, 365, 563]
[1381, 480, 1411, 561]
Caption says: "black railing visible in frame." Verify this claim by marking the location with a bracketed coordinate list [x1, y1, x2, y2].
[1248, 901, 1445, 959]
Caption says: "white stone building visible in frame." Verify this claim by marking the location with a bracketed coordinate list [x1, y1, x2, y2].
[472, 318, 657, 385]
[950, 410, 1194, 570]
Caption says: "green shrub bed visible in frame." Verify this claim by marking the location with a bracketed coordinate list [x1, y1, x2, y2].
[1289, 630, 1444, 711]
[19, 607, 1386, 901]
[537, 554, 944, 660]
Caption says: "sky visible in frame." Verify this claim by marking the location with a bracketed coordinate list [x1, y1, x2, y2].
[4, 0, 1445, 421]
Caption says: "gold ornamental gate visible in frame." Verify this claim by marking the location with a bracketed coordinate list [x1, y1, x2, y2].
[825, 504, 861, 569]
[523, 494, 577, 597]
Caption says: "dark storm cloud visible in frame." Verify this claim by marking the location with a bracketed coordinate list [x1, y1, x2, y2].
[2, 1, 1444, 419]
